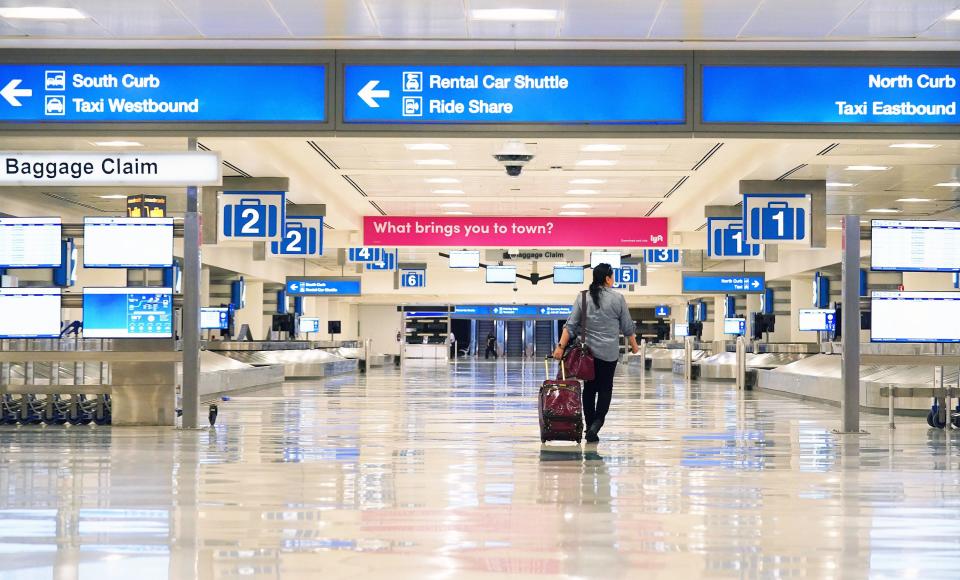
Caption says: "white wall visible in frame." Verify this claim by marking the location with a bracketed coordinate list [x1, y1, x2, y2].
[359, 304, 402, 355]
[234, 280, 264, 340]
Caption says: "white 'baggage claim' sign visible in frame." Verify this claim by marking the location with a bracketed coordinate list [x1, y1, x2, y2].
[0, 151, 221, 186]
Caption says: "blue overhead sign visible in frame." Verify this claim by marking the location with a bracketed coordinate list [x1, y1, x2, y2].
[451, 305, 572, 318]
[702, 65, 960, 125]
[286, 278, 361, 296]
[400, 269, 426, 288]
[343, 64, 685, 124]
[682, 273, 765, 294]
[0, 64, 326, 123]
[743, 193, 811, 245]
[707, 217, 762, 259]
[645, 249, 681, 264]
[655, 305, 671, 318]
[270, 216, 323, 257]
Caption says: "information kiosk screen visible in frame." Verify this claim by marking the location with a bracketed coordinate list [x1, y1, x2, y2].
[84, 217, 174, 268]
[200, 307, 229, 330]
[674, 323, 689, 338]
[798, 308, 836, 332]
[485, 265, 517, 284]
[553, 266, 584, 284]
[83, 287, 173, 338]
[871, 291, 960, 343]
[871, 220, 960, 272]
[449, 250, 480, 269]
[299, 317, 321, 333]
[0, 288, 61, 338]
[0, 218, 62, 268]
[723, 318, 746, 335]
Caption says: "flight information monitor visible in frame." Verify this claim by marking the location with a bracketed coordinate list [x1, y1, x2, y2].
[871, 291, 960, 343]
[200, 307, 229, 330]
[798, 308, 836, 332]
[590, 251, 622, 269]
[83, 287, 173, 338]
[0, 288, 61, 338]
[553, 265, 585, 284]
[871, 219, 960, 272]
[83, 217, 174, 268]
[299, 317, 321, 333]
[723, 317, 746, 335]
[485, 265, 517, 284]
[0, 217, 62, 268]
[448, 250, 480, 269]
[674, 323, 689, 337]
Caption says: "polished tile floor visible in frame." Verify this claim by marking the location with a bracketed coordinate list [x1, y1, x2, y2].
[2, 360, 960, 579]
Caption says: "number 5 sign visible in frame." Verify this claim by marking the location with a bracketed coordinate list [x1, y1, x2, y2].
[219, 190, 285, 242]
[743, 193, 811, 245]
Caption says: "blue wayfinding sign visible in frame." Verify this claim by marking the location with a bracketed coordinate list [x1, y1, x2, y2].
[366, 249, 398, 271]
[0, 64, 327, 123]
[452, 305, 572, 318]
[286, 278, 361, 296]
[400, 269, 426, 288]
[220, 191, 284, 242]
[702, 65, 960, 124]
[707, 217, 762, 259]
[270, 216, 323, 257]
[343, 64, 685, 124]
[655, 305, 671, 317]
[743, 193, 811, 244]
[614, 266, 639, 288]
[645, 249, 681, 264]
[348, 247, 383, 263]
[682, 273, 765, 294]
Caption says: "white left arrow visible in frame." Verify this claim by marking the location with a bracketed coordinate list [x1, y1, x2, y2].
[358, 80, 390, 108]
[1, 79, 32, 107]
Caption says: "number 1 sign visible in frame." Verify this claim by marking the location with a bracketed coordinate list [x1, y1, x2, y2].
[707, 216, 762, 259]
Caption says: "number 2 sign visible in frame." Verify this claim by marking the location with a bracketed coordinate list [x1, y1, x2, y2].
[269, 216, 324, 257]
[219, 191, 285, 242]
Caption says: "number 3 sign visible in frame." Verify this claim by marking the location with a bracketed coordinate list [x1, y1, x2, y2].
[219, 190, 285, 242]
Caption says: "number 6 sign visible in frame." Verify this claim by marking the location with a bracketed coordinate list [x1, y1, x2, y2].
[400, 269, 426, 288]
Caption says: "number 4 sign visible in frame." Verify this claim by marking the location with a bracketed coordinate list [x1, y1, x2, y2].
[743, 193, 811, 245]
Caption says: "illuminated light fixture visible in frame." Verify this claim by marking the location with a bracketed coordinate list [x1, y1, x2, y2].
[405, 143, 450, 151]
[889, 143, 937, 149]
[562, 203, 591, 209]
[425, 177, 460, 184]
[98, 195, 128, 199]
[470, 8, 559, 21]
[432, 189, 464, 195]
[867, 208, 901, 213]
[570, 178, 605, 185]
[566, 189, 598, 195]
[946, 9, 960, 20]
[0, 6, 86, 19]
[827, 226, 842, 231]
[576, 159, 617, 167]
[559, 211, 587, 216]
[827, 182, 854, 187]
[896, 198, 932, 202]
[936, 182, 960, 187]
[91, 140, 143, 147]
[845, 165, 890, 171]
[439, 202, 469, 208]
[580, 144, 625, 152]
[415, 159, 454, 166]
[444, 211, 472, 216]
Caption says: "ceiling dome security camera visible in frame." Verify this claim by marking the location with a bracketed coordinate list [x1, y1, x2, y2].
[494, 141, 534, 177]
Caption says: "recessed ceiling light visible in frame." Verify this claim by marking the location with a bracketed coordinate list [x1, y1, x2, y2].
[936, 182, 960, 187]
[846, 165, 890, 171]
[559, 211, 588, 216]
[439, 202, 469, 208]
[581, 144, 625, 152]
[425, 177, 460, 184]
[867, 208, 901, 213]
[415, 159, 455, 166]
[566, 189, 598, 195]
[444, 211, 472, 216]
[405, 143, 450, 151]
[896, 197, 932, 203]
[889, 143, 937, 149]
[570, 178, 606, 185]
[562, 203, 591, 209]
[0, 6, 86, 19]
[433, 189, 464, 195]
[470, 8, 558, 21]
[98, 195, 128, 199]
[576, 160, 617, 167]
[827, 182, 854, 187]
[946, 9, 960, 20]
[827, 226, 843, 231]
[91, 140, 144, 148]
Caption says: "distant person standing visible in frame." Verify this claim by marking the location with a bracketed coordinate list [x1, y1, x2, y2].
[553, 263, 640, 443]
[484, 333, 498, 360]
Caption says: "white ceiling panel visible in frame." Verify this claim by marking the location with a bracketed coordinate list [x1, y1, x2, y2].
[560, 0, 660, 38]
[830, 0, 959, 38]
[651, 0, 760, 39]
[270, 0, 378, 37]
[467, 0, 562, 38]
[170, 0, 291, 37]
[0, 0, 109, 37]
[71, 0, 198, 37]
[921, 18, 960, 38]
[740, 0, 864, 38]
[366, 0, 466, 37]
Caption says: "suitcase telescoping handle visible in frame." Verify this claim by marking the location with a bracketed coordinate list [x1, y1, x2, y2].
[544, 355, 566, 381]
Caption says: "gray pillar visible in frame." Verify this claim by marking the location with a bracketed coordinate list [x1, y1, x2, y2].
[181, 137, 202, 429]
[840, 215, 861, 433]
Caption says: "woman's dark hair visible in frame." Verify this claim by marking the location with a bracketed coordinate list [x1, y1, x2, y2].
[589, 263, 614, 307]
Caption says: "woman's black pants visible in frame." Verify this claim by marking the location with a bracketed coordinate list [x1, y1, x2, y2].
[583, 358, 618, 431]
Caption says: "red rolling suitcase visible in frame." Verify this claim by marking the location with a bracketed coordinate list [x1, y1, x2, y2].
[539, 358, 583, 444]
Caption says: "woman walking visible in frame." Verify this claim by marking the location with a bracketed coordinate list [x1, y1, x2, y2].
[552, 263, 640, 443]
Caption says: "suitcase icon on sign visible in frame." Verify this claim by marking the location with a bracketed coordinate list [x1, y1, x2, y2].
[223, 198, 278, 238]
[271, 222, 318, 255]
[714, 221, 760, 257]
[751, 201, 805, 241]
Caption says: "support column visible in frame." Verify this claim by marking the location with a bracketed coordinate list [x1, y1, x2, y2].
[840, 215, 861, 433]
[181, 137, 201, 430]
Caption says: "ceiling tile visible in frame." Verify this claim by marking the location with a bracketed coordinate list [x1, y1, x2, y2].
[270, 0, 378, 37]
[170, 0, 290, 37]
[830, 0, 959, 38]
[650, 0, 760, 39]
[560, 0, 660, 38]
[366, 0, 465, 37]
[740, 0, 863, 38]
[70, 0, 198, 37]
[467, 0, 562, 38]
[0, 0, 109, 37]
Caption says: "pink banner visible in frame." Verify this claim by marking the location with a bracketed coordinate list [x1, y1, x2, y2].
[363, 216, 668, 248]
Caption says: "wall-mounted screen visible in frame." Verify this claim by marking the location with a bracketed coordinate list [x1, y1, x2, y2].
[485, 265, 517, 284]
[871, 220, 960, 272]
[798, 308, 836, 332]
[299, 317, 321, 333]
[871, 291, 960, 343]
[0, 288, 61, 338]
[723, 317, 746, 335]
[553, 266, 584, 285]
[83, 287, 173, 338]
[674, 322, 689, 337]
[590, 251, 621, 269]
[449, 250, 480, 269]
[83, 217, 174, 268]
[0, 217, 62, 268]
[200, 307, 229, 330]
